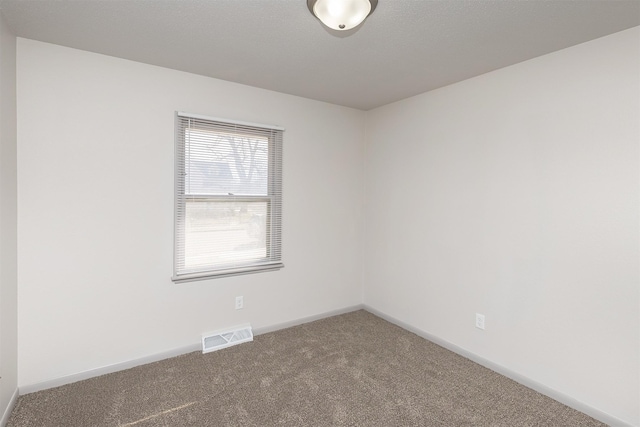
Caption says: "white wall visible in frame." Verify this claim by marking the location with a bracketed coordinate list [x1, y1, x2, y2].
[16, 39, 365, 387]
[364, 27, 639, 425]
[0, 11, 18, 425]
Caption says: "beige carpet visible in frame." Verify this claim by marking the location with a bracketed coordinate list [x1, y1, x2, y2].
[8, 310, 604, 426]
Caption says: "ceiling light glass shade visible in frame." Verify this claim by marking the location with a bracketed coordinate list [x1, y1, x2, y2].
[308, 0, 378, 31]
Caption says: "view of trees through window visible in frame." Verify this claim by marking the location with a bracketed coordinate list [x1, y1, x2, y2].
[183, 129, 270, 271]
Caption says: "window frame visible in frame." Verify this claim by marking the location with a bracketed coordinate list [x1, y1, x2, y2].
[172, 112, 284, 283]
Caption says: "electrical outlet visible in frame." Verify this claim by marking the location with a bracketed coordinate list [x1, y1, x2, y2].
[475, 313, 485, 330]
[235, 296, 244, 310]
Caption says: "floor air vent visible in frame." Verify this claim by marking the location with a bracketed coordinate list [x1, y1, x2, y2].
[202, 323, 253, 354]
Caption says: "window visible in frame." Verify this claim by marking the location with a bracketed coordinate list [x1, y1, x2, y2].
[173, 112, 283, 282]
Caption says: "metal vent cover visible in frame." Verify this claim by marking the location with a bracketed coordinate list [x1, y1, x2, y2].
[202, 323, 253, 354]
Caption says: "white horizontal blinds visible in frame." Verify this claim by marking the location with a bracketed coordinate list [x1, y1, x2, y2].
[268, 129, 283, 263]
[175, 114, 283, 280]
[184, 122, 269, 196]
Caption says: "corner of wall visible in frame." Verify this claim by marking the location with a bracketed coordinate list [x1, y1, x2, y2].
[0, 10, 19, 426]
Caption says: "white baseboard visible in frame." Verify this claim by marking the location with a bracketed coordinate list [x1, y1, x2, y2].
[19, 343, 200, 395]
[253, 304, 364, 336]
[18, 304, 365, 396]
[363, 304, 634, 427]
[0, 388, 18, 427]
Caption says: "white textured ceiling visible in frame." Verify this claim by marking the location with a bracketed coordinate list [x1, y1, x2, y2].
[0, 0, 638, 110]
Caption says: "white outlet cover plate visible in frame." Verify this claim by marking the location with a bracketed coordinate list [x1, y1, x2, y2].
[475, 313, 485, 330]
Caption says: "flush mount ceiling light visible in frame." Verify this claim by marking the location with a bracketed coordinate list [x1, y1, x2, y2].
[308, 0, 378, 31]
